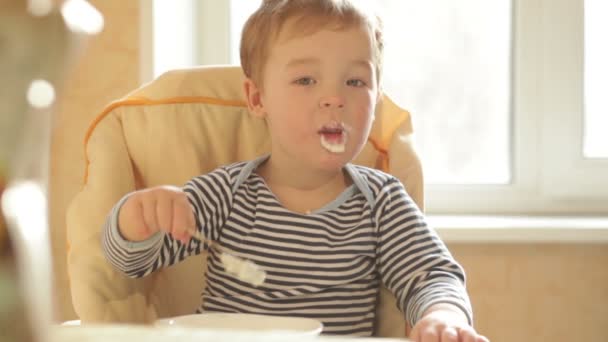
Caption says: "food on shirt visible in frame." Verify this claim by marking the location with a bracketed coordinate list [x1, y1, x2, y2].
[220, 253, 266, 287]
[188, 229, 266, 286]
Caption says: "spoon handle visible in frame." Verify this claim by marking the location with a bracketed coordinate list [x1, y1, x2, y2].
[188, 229, 223, 253]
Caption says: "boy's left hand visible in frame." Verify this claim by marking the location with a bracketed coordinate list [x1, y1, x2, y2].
[410, 303, 489, 342]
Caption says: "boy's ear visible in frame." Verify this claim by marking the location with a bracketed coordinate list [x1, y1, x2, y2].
[243, 78, 266, 118]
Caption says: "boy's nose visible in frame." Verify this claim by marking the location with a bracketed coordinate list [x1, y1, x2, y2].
[319, 96, 344, 109]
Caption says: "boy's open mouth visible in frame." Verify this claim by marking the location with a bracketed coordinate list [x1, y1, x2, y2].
[318, 124, 347, 153]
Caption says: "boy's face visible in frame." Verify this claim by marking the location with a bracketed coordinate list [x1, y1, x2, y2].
[247, 22, 380, 173]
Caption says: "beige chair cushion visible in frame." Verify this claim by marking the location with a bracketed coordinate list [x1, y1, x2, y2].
[66, 65, 423, 337]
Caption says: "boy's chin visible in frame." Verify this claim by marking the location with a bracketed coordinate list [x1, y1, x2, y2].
[315, 150, 354, 169]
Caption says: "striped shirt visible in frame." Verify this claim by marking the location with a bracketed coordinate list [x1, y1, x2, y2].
[102, 155, 472, 336]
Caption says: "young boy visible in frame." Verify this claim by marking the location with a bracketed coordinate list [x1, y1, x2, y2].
[103, 0, 488, 340]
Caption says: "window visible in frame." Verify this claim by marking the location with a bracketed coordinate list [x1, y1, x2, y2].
[148, 0, 608, 215]
[584, 0, 608, 158]
[151, 0, 197, 77]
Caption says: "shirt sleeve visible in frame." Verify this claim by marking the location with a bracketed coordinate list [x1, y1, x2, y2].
[101, 167, 234, 278]
[375, 177, 473, 327]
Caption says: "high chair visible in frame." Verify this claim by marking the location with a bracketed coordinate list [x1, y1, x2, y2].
[66, 65, 424, 338]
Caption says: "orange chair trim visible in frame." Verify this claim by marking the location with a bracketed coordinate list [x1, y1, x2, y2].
[82, 96, 247, 184]
[367, 138, 389, 171]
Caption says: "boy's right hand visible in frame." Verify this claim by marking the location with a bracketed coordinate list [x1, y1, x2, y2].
[118, 185, 196, 244]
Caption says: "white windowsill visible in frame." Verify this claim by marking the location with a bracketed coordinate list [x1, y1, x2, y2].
[429, 215, 608, 243]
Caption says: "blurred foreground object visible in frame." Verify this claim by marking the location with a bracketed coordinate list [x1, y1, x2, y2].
[0, 0, 102, 341]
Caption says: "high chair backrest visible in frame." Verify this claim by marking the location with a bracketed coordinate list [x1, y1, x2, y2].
[66, 65, 423, 338]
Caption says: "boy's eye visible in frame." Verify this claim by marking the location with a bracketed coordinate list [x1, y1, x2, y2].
[346, 79, 366, 87]
[294, 77, 316, 85]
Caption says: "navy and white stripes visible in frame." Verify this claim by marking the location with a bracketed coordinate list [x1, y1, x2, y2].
[102, 157, 472, 336]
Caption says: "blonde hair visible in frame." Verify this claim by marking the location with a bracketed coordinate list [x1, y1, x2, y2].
[240, 0, 384, 87]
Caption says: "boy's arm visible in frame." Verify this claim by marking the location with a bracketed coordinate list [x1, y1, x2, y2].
[101, 168, 234, 278]
[375, 178, 473, 329]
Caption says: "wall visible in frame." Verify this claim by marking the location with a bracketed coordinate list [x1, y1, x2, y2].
[49, 0, 140, 321]
[450, 244, 608, 342]
[48, 2, 608, 342]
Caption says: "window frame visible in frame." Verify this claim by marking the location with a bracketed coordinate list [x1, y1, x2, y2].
[538, 0, 608, 199]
